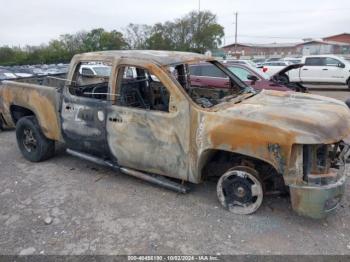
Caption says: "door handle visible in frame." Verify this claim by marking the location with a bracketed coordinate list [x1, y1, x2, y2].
[302, 68, 308, 71]
[109, 116, 123, 123]
[322, 68, 328, 71]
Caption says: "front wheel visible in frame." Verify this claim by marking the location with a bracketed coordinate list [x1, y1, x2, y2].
[16, 116, 55, 162]
[217, 167, 264, 215]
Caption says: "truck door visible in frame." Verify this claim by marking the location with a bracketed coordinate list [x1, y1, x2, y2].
[106, 60, 190, 180]
[300, 57, 325, 82]
[60, 62, 112, 157]
[322, 57, 347, 83]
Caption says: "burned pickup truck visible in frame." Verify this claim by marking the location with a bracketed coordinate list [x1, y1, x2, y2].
[0, 51, 350, 218]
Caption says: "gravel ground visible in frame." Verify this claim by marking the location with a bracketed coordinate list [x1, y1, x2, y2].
[1, 88, 350, 255]
[0, 130, 350, 255]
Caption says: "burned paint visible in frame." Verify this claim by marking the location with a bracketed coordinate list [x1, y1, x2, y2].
[1, 50, 350, 218]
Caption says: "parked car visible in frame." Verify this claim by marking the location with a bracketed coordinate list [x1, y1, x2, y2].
[261, 61, 292, 76]
[265, 57, 281, 62]
[0, 69, 17, 80]
[282, 57, 302, 64]
[1, 50, 350, 219]
[252, 58, 266, 67]
[79, 64, 111, 77]
[222, 59, 257, 68]
[189, 62, 306, 92]
[287, 55, 350, 88]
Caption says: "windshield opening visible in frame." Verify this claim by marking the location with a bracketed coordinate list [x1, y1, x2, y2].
[168, 60, 254, 108]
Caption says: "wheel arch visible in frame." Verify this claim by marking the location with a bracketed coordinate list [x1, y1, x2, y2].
[198, 149, 286, 192]
[9, 103, 60, 141]
[10, 104, 35, 124]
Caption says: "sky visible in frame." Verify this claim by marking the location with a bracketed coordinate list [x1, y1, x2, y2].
[0, 0, 349, 47]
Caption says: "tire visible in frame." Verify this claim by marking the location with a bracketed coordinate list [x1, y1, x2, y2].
[217, 166, 264, 215]
[348, 79, 350, 89]
[16, 116, 55, 162]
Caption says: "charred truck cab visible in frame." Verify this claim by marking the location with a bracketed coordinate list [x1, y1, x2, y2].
[0, 50, 349, 219]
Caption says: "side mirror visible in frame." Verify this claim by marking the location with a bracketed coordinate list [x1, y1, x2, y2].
[247, 74, 259, 84]
[338, 63, 345, 68]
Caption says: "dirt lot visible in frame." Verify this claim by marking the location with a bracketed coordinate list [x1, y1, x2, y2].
[1, 88, 350, 255]
[307, 84, 350, 101]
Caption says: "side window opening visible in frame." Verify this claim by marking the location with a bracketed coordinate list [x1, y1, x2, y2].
[229, 67, 254, 81]
[325, 57, 340, 67]
[69, 62, 111, 101]
[305, 57, 324, 66]
[116, 66, 170, 112]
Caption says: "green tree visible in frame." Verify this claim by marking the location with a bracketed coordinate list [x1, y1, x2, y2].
[125, 23, 152, 49]
[0, 10, 224, 66]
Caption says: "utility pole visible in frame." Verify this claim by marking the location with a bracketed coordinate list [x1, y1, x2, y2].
[234, 12, 238, 57]
[198, 0, 201, 12]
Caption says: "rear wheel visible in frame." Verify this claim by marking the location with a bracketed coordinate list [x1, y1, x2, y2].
[16, 116, 55, 162]
[217, 166, 263, 215]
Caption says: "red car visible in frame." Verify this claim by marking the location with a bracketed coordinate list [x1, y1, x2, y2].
[189, 62, 306, 92]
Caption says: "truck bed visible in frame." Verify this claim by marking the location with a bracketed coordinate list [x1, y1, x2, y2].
[2, 73, 67, 90]
[0, 74, 63, 139]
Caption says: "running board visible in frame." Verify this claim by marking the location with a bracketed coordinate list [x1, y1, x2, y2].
[66, 149, 189, 194]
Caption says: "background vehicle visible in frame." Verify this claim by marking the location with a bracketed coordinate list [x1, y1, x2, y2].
[190, 62, 306, 92]
[282, 57, 302, 64]
[287, 55, 350, 88]
[79, 64, 111, 77]
[252, 58, 266, 67]
[0, 51, 349, 219]
[0, 69, 17, 80]
[222, 59, 257, 68]
[261, 61, 292, 76]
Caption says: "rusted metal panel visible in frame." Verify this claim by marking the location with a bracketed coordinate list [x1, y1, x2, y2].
[106, 58, 191, 181]
[0, 81, 61, 140]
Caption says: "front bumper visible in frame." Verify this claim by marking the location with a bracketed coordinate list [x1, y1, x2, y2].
[289, 143, 350, 219]
[289, 174, 346, 219]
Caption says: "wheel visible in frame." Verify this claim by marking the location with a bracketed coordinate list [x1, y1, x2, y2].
[16, 116, 55, 162]
[217, 167, 263, 215]
[348, 79, 350, 89]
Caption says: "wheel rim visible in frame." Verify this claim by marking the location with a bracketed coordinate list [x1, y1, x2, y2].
[22, 128, 37, 152]
[217, 169, 263, 215]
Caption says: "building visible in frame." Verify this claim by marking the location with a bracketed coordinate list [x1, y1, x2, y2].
[222, 43, 299, 57]
[296, 40, 350, 56]
[222, 33, 350, 58]
[323, 33, 350, 44]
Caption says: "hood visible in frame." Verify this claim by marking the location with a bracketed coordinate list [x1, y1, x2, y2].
[271, 63, 304, 78]
[220, 90, 350, 144]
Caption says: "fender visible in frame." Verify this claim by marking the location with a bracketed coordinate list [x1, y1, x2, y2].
[1, 81, 62, 141]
